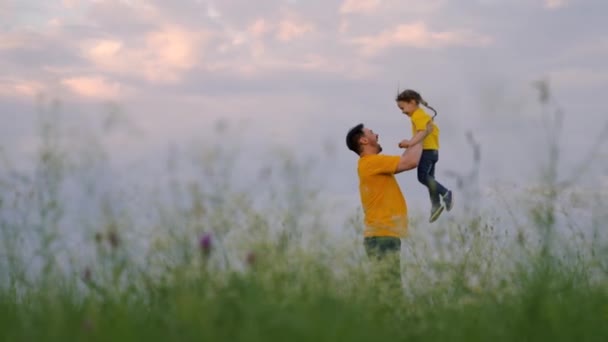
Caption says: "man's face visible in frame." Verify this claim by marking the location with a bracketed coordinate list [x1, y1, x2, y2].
[361, 127, 382, 153]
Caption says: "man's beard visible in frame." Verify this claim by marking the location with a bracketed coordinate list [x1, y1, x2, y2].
[377, 144, 382, 153]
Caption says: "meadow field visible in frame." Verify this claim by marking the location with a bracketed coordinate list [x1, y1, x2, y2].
[1, 95, 607, 341]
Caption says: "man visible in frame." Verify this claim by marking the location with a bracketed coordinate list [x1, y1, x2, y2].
[345, 123, 422, 293]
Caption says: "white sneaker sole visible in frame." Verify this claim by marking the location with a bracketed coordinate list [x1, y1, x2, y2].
[442, 192, 454, 212]
[429, 205, 444, 223]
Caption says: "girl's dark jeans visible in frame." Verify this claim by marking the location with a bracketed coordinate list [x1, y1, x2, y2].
[418, 149, 448, 207]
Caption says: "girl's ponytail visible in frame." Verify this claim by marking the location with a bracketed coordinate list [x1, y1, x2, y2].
[421, 98, 437, 120]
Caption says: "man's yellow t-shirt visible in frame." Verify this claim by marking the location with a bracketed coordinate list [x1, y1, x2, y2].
[358, 154, 408, 238]
[411, 108, 439, 150]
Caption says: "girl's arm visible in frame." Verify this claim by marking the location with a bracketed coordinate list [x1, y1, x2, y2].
[403, 121, 433, 147]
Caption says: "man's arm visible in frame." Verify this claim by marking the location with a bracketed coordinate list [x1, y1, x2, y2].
[395, 143, 422, 174]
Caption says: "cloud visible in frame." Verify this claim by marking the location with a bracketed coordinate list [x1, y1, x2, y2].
[81, 25, 209, 83]
[549, 67, 608, 89]
[201, 53, 342, 78]
[339, 0, 382, 14]
[62, 0, 79, 9]
[238, 13, 317, 43]
[206, 2, 221, 18]
[0, 79, 46, 98]
[349, 22, 493, 56]
[248, 19, 271, 38]
[2, 0, 607, 204]
[0, 31, 46, 51]
[339, 0, 444, 16]
[544, 0, 568, 9]
[61, 76, 127, 99]
[276, 17, 315, 42]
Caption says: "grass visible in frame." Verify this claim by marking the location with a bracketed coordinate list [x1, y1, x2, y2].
[0, 258, 606, 341]
[1, 86, 608, 341]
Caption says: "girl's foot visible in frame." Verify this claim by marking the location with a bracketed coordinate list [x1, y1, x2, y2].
[442, 191, 454, 211]
[429, 203, 444, 223]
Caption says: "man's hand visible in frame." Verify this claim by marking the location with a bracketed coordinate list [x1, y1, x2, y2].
[398, 139, 410, 148]
[395, 143, 422, 173]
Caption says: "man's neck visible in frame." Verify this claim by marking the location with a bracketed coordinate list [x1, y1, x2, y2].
[359, 149, 378, 157]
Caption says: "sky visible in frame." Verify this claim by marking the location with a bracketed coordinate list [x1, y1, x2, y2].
[1, 0, 608, 228]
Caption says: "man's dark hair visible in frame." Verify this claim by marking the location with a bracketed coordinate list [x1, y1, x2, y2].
[346, 123, 365, 155]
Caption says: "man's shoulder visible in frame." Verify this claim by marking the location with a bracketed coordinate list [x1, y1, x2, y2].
[358, 154, 400, 174]
[359, 154, 400, 162]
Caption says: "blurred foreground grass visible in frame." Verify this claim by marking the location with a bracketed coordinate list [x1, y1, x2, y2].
[1, 91, 608, 341]
[0, 257, 607, 342]
[1, 234, 608, 342]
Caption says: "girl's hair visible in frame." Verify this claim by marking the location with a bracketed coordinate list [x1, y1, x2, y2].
[395, 89, 437, 119]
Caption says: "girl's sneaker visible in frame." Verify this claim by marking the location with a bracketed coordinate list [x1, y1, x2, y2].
[442, 190, 454, 211]
[429, 203, 444, 223]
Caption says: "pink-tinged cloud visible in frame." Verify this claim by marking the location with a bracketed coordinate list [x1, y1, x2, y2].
[544, 0, 568, 9]
[349, 22, 492, 55]
[82, 25, 207, 83]
[248, 19, 270, 38]
[339, 20, 350, 34]
[0, 1, 9, 18]
[61, 76, 127, 99]
[0, 32, 32, 50]
[47, 18, 63, 27]
[340, 0, 444, 15]
[550, 67, 608, 88]
[62, 0, 79, 9]
[245, 16, 314, 45]
[208, 14, 377, 78]
[0, 79, 46, 98]
[339, 0, 381, 14]
[205, 53, 330, 76]
[276, 17, 315, 42]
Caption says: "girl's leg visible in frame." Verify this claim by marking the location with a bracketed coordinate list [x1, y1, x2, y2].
[417, 151, 447, 207]
[429, 153, 452, 211]
[417, 151, 445, 222]
[429, 159, 449, 201]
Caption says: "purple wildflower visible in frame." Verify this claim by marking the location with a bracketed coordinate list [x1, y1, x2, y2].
[94, 232, 103, 244]
[108, 230, 120, 248]
[82, 318, 94, 332]
[81, 267, 92, 283]
[199, 233, 212, 256]
[246, 251, 256, 266]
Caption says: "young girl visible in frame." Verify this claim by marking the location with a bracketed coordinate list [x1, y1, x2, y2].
[395, 89, 453, 223]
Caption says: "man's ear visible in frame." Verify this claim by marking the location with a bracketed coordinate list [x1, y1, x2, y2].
[359, 136, 368, 146]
